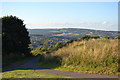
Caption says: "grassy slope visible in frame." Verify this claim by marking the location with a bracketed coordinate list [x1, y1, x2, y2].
[1, 70, 72, 78]
[38, 39, 119, 75]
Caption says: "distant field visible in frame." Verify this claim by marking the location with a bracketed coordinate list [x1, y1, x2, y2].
[54, 33, 79, 36]
[39, 39, 119, 75]
[28, 28, 118, 38]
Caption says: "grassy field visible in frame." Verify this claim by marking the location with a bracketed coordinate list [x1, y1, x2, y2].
[1, 70, 72, 78]
[38, 39, 119, 75]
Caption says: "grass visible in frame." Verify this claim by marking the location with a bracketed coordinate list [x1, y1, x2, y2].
[38, 39, 119, 75]
[1, 70, 94, 80]
[1, 70, 72, 78]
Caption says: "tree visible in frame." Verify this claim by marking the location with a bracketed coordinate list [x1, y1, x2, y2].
[2, 15, 31, 56]
[42, 40, 49, 51]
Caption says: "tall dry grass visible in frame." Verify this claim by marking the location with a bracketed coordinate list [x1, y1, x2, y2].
[42, 39, 119, 74]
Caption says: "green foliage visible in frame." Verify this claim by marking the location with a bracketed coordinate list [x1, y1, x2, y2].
[29, 44, 34, 50]
[81, 35, 91, 40]
[2, 15, 31, 56]
[48, 41, 64, 52]
[91, 36, 100, 39]
[2, 70, 71, 78]
[42, 40, 49, 51]
[115, 36, 120, 39]
[103, 36, 110, 39]
[31, 47, 44, 56]
[54, 41, 63, 50]
[31, 41, 64, 56]
[81, 35, 100, 40]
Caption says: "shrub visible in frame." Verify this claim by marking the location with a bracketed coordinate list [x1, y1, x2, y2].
[115, 36, 120, 39]
[103, 36, 110, 39]
[91, 36, 100, 39]
[81, 35, 91, 40]
[31, 47, 44, 56]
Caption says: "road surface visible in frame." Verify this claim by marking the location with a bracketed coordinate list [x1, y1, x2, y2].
[2, 56, 118, 78]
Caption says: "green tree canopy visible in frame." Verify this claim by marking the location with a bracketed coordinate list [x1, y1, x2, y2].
[2, 15, 31, 56]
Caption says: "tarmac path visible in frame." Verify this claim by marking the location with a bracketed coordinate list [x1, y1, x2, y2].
[2, 56, 118, 78]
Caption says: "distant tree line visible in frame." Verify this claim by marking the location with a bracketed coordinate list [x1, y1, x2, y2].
[80, 35, 120, 40]
[66, 35, 120, 44]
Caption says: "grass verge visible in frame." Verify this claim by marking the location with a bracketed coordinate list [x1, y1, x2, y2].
[1, 70, 72, 78]
[38, 62, 120, 76]
[1, 70, 95, 80]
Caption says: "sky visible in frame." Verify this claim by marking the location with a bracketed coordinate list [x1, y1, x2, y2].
[0, 2, 118, 31]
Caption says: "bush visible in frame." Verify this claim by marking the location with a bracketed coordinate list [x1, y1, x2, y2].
[115, 36, 120, 39]
[81, 35, 91, 40]
[47, 41, 64, 52]
[91, 36, 100, 39]
[103, 36, 110, 39]
[31, 47, 44, 56]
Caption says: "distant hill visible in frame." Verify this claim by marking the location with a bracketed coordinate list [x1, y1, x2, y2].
[28, 28, 118, 38]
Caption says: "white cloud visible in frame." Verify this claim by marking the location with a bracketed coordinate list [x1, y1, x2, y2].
[102, 21, 107, 25]
[26, 21, 118, 31]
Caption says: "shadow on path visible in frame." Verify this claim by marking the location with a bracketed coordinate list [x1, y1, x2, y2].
[2, 56, 49, 72]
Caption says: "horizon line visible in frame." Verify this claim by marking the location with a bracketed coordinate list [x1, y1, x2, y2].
[27, 27, 118, 32]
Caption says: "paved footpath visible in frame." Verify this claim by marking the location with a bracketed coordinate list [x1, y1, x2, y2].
[2, 56, 119, 78]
